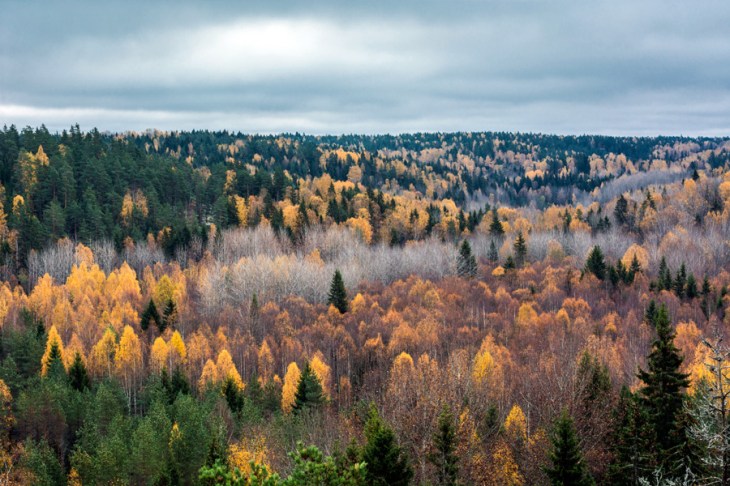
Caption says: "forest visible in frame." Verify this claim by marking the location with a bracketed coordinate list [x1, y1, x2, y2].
[2, 125, 730, 484]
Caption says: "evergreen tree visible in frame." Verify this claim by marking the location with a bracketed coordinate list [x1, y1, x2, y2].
[644, 299, 658, 325]
[637, 302, 692, 476]
[686, 273, 698, 299]
[161, 299, 176, 332]
[543, 410, 594, 486]
[673, 263, 687, 298]
[608, 386, 654, 484]
[504, 255, 516, 270]
[68, 352, 90, 392]
[614, 194, 629, 227]
[44, 342, 65, 380]
[513, 231, 527, 267]
[140, 299, 161, 332]
[702, 275, 712, 296]
[222, 376, 245, 414]
[487, 239, 499, 263]
[457, 240, 478, 278]
[584, 246, 606, 280]
[292, 362, 325, 414]
[489, 209, 504, 238]
[658, 257, 672, 291]
[361, 404, 413, 486]
[327, 270, 349, 313]
[428, 405, 458, 486]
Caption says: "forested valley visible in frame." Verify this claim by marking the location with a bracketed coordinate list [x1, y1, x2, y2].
[2, 125, 730, 484]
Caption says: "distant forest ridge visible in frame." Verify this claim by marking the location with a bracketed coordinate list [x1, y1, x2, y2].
[0, 124, 729, 277]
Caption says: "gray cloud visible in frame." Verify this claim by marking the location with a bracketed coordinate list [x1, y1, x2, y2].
[2, 0, 730, 135]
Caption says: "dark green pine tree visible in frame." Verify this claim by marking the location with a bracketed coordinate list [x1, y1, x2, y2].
[161, 299, 176, 333]
[608, 386, 654, 484]
[489, 208, 504, 238]
[644, 299, 658, 325]
[504, 255, 516, 270]
[685, 273, 698, 299]
[513, 231, 527, 267]
[616, 259, 630, 284]
[361, 404, 413, 486]
[457, 240, 478, 278]
[658, 257, 672, 291]
[487, 239, 499, 263]
[140, 298, 161, 332]
[673, 263, 687, 298]
[68, 351, 90, 391]
[327, 269, 349, 313]
[44, 342, 66, 380]
[222, 376, 245, 414]
[584, 246, 606, 280]
[614, 194, 629, 227]
[702, 275, 712, 296]
[637, 302, 692, 476]
[428, 405, 459, 486]
[292, 362, 325, 414]
[543, 410, 594, 486]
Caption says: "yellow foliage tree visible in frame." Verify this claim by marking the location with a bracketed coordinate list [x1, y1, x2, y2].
[310, 352, 332, 398]
[515, 303, 538, 328]
[216, 349, 244, 390]
[116, 325, 143, 411]
[257, 340, 274, 384]
[621, 243, 649, 270]
[233, 195, 248, 227]
[63, 333, 86, 370]
[472, 349, 495, 386]
[346, 216, 373, 244]
[351, 293, 366, 313]
[90, 328, 117, 379]
[199, 359, 218, 389]
[228, 436, 269, 477]
[168, 330, 187, 368]
[150, 337, 169, 374]
[504, 404, 528, 445]
[490, 441, 524, 486]
[281, 362, 301, 414]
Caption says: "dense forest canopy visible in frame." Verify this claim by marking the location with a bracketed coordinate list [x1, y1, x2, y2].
[2, 125, 730, 484]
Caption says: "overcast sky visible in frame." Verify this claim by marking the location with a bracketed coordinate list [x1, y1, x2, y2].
[2, 0, 730, 136]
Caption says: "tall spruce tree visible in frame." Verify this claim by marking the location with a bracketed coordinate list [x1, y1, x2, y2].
[608, 386, 654, 485]
[658, 257, 672, 291]
[614, 194, 629, 227]
[637, 302, 692, 476]
[44, 342, 65, 380]
[68, 352, 90, 391]
[584, 246, 606, 280]
[428, 405, 458, 486]
[457, 240, 478, 278]
[361, 404, 413, 486]
[544, 410, 594, 486]
[488, 239, 499, 263]
[327, 269, 349, 313]
[513, 231, 527, 267]
[140, 298, 161, 332]
[489, 208, 504, 237]
[292, 362, 325, 414]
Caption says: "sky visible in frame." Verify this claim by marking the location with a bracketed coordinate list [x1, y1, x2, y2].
[1, 0, 730, 136]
